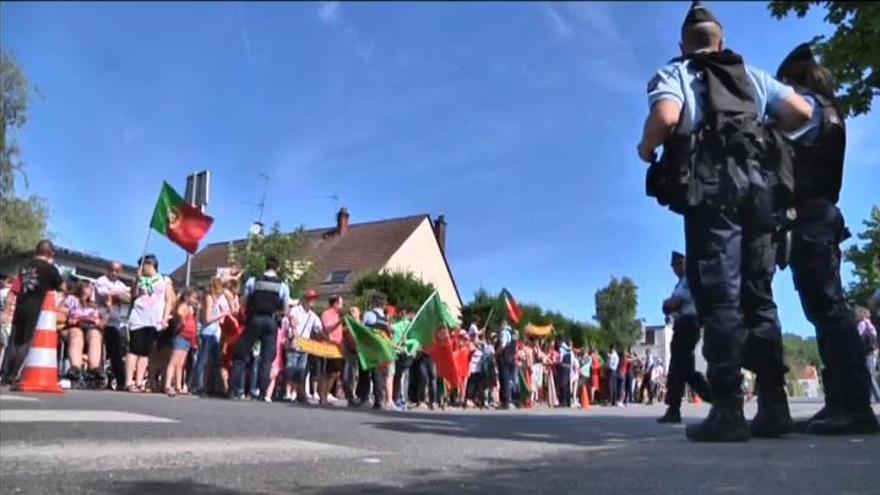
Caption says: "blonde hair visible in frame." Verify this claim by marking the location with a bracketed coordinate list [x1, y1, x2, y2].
[855, 306, 871, 321]
[210, 277, 225, 296]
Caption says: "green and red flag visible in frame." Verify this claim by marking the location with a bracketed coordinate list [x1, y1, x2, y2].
[150, 182, 214, 254]
[344, 315, 396, 370]
[518, 367, 531, 405]
[501, 288, 522, 324]
[406, 291, 458, 349]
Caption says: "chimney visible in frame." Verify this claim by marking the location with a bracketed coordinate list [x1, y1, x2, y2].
[434, 215, 447, 255]
[336, 207, 350, 236]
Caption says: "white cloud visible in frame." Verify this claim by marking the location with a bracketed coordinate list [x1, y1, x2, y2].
[315, 1, 374, 63]
[236, 5, 253, 65]
[318, 2, 340, 24]
[565, 3, 623, 45]
[544, 4, 572, 39]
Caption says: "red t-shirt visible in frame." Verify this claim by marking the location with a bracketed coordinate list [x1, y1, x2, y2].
[179, 312, 198, 346]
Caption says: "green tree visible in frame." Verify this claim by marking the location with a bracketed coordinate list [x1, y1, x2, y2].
[232, 222, 313, 297]
[353, 270, 436, 313]
[782, 333, 822, 396]
[768, 1, 880, 116]
[844, 205, 880, 308]
[1, 50, 48, 256]
[594, 277, 642, 350]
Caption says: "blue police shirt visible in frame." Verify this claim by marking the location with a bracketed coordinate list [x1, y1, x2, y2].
[785, 93, 822, 143]
[244, 270, 290, 306]
[647, 57, 795, 134]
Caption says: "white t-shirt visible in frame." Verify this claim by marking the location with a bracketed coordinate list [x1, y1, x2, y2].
[94, 275, 130, 327]
[287, 304, 322, 341]
[128, 275, 172, 330]
[202, 293, 230, 338]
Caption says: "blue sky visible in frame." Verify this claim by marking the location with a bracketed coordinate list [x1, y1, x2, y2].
[3, 2, 878, 336]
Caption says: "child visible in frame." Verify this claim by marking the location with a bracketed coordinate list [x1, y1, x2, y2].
[164, 289, 198, 397]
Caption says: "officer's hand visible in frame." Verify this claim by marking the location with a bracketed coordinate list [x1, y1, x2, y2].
[637, 141, 655, 164]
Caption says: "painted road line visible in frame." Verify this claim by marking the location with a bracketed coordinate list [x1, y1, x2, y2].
[0, 438, 376, 474]
[0, 410, 178, 424]
[0, 394, 40, 403]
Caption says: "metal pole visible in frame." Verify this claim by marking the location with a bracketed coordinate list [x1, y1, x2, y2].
[185, 254, 192, 287]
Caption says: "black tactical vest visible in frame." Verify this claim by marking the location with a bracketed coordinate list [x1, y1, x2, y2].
[247, 275, 284, 316]
[792, 93, 845, 204]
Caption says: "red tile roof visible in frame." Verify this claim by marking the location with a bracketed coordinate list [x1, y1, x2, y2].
[170, 214, 433, 297]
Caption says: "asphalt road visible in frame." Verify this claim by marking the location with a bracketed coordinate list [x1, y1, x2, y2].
[1, 391, 878, 495]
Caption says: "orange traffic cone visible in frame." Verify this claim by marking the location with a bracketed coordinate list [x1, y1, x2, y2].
[15, 291, 63, 393]
[581, 385, 591, 410]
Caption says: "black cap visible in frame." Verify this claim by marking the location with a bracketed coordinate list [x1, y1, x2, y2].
[671, 251, 685, 264]
[776, 42, 815, 80]
[682, 1, 722, 30]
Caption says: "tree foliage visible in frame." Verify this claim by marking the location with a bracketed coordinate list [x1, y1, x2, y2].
[353, 270, 436, 313]
[594, 276, 642, 350]
[229, 222, 313, 297]
[844, 205, 880, 308]
[769, 1, 880, 117]
[0, 50, 48, 256]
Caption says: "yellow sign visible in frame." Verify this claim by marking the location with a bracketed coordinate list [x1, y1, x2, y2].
[525, 323, 554, 338]
[294, 337, 343, 359]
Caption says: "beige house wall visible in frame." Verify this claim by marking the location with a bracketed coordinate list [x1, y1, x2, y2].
[383, 218, 462, 319]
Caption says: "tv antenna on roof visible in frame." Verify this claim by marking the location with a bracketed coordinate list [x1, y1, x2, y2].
[249, 173, 271, 236]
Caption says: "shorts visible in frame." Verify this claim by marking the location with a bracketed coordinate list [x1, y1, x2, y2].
[173, 336, 192, 352]
[129, 327, 158, 357]
[284, 350, 309, 381]
[323, 358, 343, 375]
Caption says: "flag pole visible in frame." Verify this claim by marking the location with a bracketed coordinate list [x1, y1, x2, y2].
[482, 306, 495, 334]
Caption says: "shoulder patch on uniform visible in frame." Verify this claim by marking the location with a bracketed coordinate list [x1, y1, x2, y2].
[647, 74, 661, 94]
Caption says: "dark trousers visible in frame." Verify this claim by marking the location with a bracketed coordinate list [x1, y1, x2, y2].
[356, 364, 386, 406]
[498, 360, 514, 406]
[194, 335, 221, 395]
[791, 199, 871, 409]
[416, 355, 437, 405]
[685, 185, 784, 402]
[231, 314, 277, 399]
[666, 315, 710, 409]
[558, 366, 572, 407]
[640, 370, 654, 403]
[103, 326, 127, 391]
[606, 369, 618, 404]
[393, 354, 413, 404]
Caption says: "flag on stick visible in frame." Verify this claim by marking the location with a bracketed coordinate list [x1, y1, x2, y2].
[501, 288, 523, 324]
[150, 181, 214, 254]
[344, 315, 396, 370]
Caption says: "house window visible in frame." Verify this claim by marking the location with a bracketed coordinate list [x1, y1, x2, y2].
[644, 330, 655, 346]
[322, 270, 352, 285]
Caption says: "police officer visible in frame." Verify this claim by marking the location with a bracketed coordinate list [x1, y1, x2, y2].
[658, 251, 713, 424]
[231, 256, 290, 400]
[777, 44, 879, 435]
[638, 1, 813, 441]
[356, 293, 392, 410]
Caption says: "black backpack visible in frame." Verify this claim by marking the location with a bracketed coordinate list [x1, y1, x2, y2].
[647, 50, 794, 228]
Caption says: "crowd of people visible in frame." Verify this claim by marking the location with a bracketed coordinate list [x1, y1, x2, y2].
[0, 241, 707, 413]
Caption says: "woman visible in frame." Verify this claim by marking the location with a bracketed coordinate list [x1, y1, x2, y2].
[164, 288, 198, 396]
[590, 348, 602, 404]
[126, 254, 174, 393]
[531, 340, 545, 405]
[856, 307, 880, 404]
[64, 280, 105, 384]
[194, 278, 230, 396]
[220, 278, 243, 394]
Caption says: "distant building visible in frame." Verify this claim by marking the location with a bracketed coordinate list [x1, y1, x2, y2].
[171, 207, 462, 317]
[0, 246, 137, 284]
[631, 321, 706, 373]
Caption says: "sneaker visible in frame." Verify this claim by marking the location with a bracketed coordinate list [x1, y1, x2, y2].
[263, 396, 273, 403]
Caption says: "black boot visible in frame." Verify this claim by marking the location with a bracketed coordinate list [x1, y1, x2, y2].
[657, 406, 682, 424]
[806, 405, 879, 436]
[686, 397, 750, 442]
[750, 384, 793, 438]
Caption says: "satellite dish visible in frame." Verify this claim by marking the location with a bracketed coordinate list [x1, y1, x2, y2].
[249, 221, 264, 236]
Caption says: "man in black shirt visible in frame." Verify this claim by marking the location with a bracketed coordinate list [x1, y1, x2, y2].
[0, 240, 64, 385]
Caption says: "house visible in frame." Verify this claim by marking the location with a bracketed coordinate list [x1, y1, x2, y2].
[631, 321, 707, 373]
[171, 207, 462, 317]
[0, 246, 137, 284]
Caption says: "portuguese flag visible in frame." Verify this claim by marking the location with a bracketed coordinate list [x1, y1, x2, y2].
[501, 288, 522, 324]
[150, 182, 214, 254]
